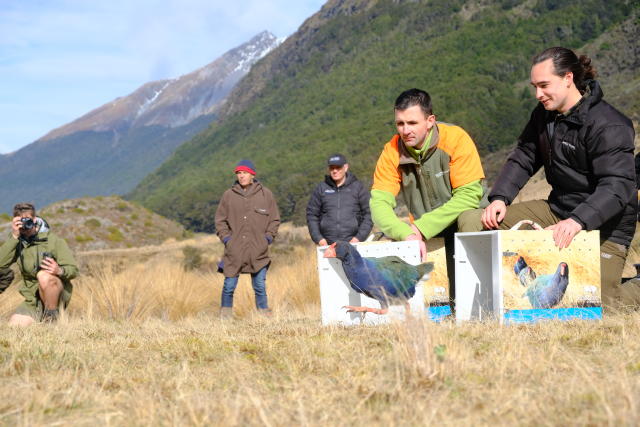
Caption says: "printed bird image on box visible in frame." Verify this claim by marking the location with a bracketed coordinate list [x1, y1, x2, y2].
[317, 240, 447, 326]
[513, 256, 570, 309]
[455, 230, 601, 324]
[424, 238, 451, 308]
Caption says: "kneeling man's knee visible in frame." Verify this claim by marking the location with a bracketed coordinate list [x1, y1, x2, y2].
[36, 270, 61, 290]
[8, 314, 35, 327]
[457, 208, 484, 233]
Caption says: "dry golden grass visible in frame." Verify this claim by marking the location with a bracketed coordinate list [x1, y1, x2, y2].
[1, 226, 640, 424]
[68, 225, 319, 321]
[1, 311, 640, 424]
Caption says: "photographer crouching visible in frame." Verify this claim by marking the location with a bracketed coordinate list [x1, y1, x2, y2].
[0, 203, 78, 326]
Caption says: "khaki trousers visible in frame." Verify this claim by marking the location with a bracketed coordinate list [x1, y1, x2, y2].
[457, 200, 640, 309]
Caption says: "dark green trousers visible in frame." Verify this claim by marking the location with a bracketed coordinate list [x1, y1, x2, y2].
[0, 267, 14, 293]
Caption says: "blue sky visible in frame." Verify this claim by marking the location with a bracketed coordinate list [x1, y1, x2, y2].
[0, 0, 325, 154]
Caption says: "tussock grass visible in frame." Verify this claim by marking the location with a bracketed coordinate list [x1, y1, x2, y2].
[1, 228, 639, 424]
[1, 313, 640, 424]
[68, 236, 318, 321]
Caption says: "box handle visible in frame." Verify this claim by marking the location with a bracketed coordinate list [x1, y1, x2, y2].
[510, 219, 543, 230]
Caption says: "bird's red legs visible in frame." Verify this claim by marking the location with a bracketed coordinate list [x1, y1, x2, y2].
[343, 306, 388, 315]
[343, 301, 411, 316]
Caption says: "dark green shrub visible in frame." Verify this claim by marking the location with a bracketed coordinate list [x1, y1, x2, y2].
[115, 201, 129, 212]
[107, 227, 124, 242]
[179, 230, 195, 240]
[85, 218, 101, 228]
[182, 246, 203, 271]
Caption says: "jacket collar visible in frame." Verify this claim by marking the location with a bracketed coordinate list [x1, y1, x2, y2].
[231, 179, 262, 196]
[19, 230, 49, 246]
[398, 124, 440, 165]
[546, 79, 602, 126]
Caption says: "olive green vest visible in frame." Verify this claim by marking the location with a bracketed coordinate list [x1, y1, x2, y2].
[397, 126, 453, 219]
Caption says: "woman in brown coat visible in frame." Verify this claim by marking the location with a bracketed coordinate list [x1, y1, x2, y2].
[215, 160, 280, 317]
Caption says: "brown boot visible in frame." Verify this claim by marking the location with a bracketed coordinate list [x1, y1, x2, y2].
[42, 308, 59, 323]
[219, 307, 233, 320]
[258, 308, 272, 318]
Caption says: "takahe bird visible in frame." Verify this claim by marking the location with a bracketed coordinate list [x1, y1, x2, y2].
[514, 256, 569, 309]
[323, 241, 434, 315]
[514, 256, 537, 288]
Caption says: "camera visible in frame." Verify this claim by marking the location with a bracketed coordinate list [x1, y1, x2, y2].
[36, 252, 55, 273]
[20, 217, 35, 230]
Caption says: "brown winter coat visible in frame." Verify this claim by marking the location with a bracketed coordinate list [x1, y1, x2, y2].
[215, 180, 280, 277]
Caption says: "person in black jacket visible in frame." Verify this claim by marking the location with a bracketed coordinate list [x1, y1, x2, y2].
[306, 154, 373, 245]
[480, 46, 638, 307]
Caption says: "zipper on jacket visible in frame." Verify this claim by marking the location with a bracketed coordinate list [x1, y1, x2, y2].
[336, 186, 341, 238]
[417, 165, 438, 208]
[546, 115, 561, 182]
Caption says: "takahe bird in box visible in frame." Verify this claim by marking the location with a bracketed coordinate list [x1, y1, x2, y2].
[323, 241, 434, 315]
[514, 256, 569, 309]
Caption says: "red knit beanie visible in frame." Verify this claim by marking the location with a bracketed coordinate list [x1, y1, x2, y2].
[234, 159, 256, 175]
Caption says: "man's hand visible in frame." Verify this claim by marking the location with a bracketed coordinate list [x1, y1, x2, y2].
[481, 200, 507, 229]
[545, 218, 582, 249]
[318, 239, 328, 246]
[349, 237, 360, 244]
[11, 216, 22, 239]
[40, 257, 63, 276]
[405, 224, 427, 262]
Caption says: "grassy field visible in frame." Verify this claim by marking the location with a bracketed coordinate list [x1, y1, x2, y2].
[1, 225, 640, 425]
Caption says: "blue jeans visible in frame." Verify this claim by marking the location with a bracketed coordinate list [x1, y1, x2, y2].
[221, 266, 269, 309]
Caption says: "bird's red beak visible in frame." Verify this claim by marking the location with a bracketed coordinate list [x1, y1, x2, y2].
[323, 243, 337, 258]
[560, 263, 567, 275]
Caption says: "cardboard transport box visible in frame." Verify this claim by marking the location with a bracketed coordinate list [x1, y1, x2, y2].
[455, 230, 601, 324]
[316, 240, 449, 326]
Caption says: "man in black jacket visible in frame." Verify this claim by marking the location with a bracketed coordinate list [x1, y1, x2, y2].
[307, 154, 373, 245]
[481, 46, 638, 306]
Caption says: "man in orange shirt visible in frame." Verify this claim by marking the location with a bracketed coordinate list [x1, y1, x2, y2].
[370, 88, 486, 304]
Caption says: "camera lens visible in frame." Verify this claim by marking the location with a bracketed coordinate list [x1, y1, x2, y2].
[20, 217, 35, 230]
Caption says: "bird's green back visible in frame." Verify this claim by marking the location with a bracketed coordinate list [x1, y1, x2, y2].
[365, 256, 434, 293]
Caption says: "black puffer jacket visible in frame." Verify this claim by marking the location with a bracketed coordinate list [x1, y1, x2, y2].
[490, 80, 637, 246]
[306, 172, 372, 244]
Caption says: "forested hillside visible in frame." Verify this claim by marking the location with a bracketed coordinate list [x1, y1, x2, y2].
[130, 0, 638, 231]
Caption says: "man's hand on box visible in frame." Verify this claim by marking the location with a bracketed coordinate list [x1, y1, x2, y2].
[545, 218, 582, 249]
[405, 224, 427, 262]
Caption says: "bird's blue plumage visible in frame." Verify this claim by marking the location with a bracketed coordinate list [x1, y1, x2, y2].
[514, 257, 569, 309]
[331, 241, 433, 307]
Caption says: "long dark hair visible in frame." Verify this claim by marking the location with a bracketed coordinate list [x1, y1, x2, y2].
[532, 47, 597, 93]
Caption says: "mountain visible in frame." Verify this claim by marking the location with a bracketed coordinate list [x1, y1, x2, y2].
[129, 0, 639, 232]
[0, 31, 281, 214]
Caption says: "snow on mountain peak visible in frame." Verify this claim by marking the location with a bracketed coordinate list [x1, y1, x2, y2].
[39, 31, 281, 141]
